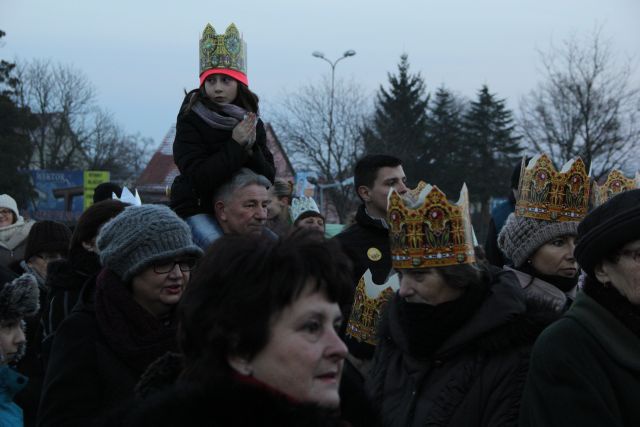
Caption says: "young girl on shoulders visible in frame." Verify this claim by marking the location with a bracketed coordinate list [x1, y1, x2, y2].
[170, 23, 275, 248]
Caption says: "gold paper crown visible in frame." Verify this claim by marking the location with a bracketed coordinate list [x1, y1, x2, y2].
[516, 154, 590, 222]
[387, 183, 476, 269]
[593, 169, 640, 207]
[199, 23, 247, 81]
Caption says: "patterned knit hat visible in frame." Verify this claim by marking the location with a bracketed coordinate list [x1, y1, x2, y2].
[24, 220, 72, 261]
[96, 204, 203, 283]
[497, 213, 578, 268]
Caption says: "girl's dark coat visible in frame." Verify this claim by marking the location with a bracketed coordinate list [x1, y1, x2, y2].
[170, 91, 276, 218]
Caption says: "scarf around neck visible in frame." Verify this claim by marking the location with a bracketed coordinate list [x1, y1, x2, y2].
[94, 268, 178, 373]
[191, 100, 249, 131]
[397, 279, 489, 358]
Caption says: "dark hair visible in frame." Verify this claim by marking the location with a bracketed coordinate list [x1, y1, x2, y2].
[294, 211, 324, 226]
[182, 78, 259, 117]
[69, 200, 129, 252]
[354, 155, 403, 195]
[438, 263, 486, 289]
[93, 182, 123, 204]
[178, 232, 351, 385]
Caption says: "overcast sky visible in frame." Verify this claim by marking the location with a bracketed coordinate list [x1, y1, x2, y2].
[2, 0, 639, 148]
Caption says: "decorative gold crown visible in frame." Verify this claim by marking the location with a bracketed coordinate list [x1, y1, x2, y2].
[199, 23, 247, 79]
[593, 169, 640, 207]
[387, 183, 476, 269]
[516, 154, 590, 222]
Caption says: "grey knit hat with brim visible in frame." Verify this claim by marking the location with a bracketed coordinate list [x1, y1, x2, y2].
[97, 204, 203, 283]
[497, 213, 578, 268]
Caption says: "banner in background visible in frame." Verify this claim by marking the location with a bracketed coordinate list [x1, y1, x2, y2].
[83, 171, 111, 210]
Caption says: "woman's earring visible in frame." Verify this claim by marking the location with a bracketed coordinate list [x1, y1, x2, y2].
[527, 259, 532, 265]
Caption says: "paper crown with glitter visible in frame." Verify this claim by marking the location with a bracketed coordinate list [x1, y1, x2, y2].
[290, 196, 322, 224]
[593, 169, 640, 207]
[515, 154, 590, 222]
[387, 182, 476, 269]
[199, 23, 248, 86]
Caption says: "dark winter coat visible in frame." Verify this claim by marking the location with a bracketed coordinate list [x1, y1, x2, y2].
[368, 268, 558, 427]
[519, 290, 640, 427]
[334, 205, 397, 360]
[170, 91, 276, 218]
[484, 199, 515, 267]
[101, 376, 350, 427]
[37, 269, 178, 427]
[41, 250, 102, 345]
[107, 352, 378, 427]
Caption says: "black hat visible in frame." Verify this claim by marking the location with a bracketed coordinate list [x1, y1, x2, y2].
[93, 182, 123, 204]
[24, 221, 72, 261]
[575, 189, 640, 278]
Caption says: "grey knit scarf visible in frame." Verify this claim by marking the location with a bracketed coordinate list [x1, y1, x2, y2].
[191, 101, 247, 131]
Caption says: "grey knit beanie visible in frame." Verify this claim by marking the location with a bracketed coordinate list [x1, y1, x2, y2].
[96, 204, 203, 283]
[497, 213, 578, 268]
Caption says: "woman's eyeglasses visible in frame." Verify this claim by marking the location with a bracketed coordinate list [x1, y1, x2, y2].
[152, 258, 197, 274]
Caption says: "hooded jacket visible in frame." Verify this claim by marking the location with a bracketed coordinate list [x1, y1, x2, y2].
[367, 268, 560, 427]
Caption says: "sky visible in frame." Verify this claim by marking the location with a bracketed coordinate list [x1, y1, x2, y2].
[2, 0, 640, 150]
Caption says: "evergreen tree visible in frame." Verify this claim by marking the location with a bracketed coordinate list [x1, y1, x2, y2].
[362, 54, 430, 183]
[0, 30, 36, 205]
[462, 85, 521, 239]
[424, 86, 466, 195]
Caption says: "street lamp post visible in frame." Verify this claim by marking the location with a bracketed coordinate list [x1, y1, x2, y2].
[311, 49, 356, 217]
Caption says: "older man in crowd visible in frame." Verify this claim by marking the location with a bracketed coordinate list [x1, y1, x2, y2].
[212, 168, 274, 239]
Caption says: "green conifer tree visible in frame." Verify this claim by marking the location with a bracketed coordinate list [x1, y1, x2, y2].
[461, 85, 521, 239]
[424, 86, 466, 195]
[0, 30, 37, 205]
[362, 54, 430, 183]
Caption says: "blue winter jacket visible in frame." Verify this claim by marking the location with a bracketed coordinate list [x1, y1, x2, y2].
[0, 364, 27, 427]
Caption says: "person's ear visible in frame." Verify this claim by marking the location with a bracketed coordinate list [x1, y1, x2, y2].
[214, 201, 226, 221]
[227, 355, 253, 376]
[594, 261, 612, 285]
[357, 185, 371, 202]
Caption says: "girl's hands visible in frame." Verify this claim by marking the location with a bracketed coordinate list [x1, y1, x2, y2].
[232, 113, 257, 147]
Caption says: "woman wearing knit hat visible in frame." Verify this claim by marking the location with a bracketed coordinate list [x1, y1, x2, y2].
[369, 183, 556, 427]
[169, 22, 275, 249]
[290, 196, 325, 234]
[38, 204, 202, 426]
[0, 194, 35, 271]
[497, 155, 590, 312]
[0, 273, 39, 427]
[520, 188, 640, 426]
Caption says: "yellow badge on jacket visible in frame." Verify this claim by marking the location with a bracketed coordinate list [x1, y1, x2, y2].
[367, 247, 382, 261]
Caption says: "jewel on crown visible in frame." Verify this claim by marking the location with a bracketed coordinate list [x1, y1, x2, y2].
[387, 182, 476, 269]
[593, 169, 640, 207]
[515, 154, 590, 222]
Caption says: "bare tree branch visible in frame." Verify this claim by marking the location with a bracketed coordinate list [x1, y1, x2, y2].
[519, 29, 640, 179]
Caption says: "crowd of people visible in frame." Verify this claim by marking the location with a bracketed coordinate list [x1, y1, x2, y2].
[2, 21, 640, 427]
